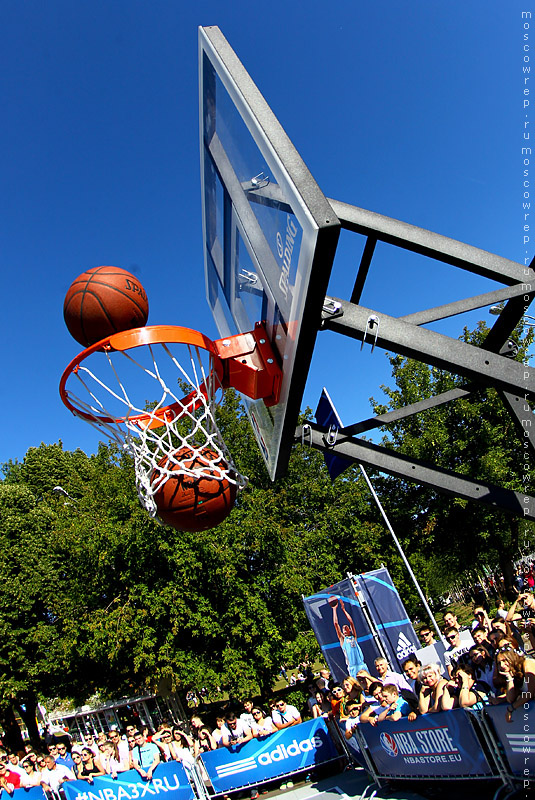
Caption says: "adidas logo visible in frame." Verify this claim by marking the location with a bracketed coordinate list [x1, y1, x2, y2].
[396, 631, 415, 660]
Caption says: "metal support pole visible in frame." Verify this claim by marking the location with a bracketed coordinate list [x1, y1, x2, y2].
[358, 464, 443, 642]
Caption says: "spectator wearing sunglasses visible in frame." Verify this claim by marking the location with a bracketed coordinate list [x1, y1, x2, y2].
[55, 744, 74, 771]
[250, 707, 276, 740]
[20, 757, 42, 788]
[271, 699, 302, 730]
[419, 627, 436, 646]
[443, 627, 474, 677]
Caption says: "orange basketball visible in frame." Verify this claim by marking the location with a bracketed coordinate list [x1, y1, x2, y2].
[151, 446, 237, 532]
[63, 266, 149, 347]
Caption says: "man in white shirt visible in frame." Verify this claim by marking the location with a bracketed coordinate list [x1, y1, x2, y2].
[6, 753, 25, 777]
[221, 713, 252, 746]
[271, 700, 302, 730]
[443, 627, 474, 677]
[40, 755, 75, 793]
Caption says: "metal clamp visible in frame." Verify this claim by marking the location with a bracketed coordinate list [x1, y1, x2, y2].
[361, 314, 380, 352]
[321, 297, 343, 328]
[301, 423, 312, 447]
[325, 424, 338, 446]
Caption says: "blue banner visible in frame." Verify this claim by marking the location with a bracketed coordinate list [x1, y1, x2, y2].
[484, 702, 535, 777]
[356, 709, 493, 778]
[62, 763, 194, 800]
[200, 718, 339, 792]
[357, 567, 420, 671]
[13, 789, 47, 800]
[303, 578, 381, 683]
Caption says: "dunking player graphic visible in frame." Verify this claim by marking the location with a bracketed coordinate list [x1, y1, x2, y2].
[330, 597, 367, 677]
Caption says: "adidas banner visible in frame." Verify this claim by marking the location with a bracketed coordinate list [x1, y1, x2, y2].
[200, 719, 339, 792]
[356, 708, 493, 778]
[484, 702, 535, 777]
[62, 764, 194, 800]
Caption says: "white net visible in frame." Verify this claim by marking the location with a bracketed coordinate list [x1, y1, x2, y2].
[62, 336, 248, 518]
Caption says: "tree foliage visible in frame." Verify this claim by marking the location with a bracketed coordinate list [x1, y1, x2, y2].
[2, 322, 531, 737]
[370, 321, 535, 596]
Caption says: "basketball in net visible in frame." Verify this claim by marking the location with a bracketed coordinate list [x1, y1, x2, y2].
[151, 445, 238, 532]
[63, 266, 149, 346]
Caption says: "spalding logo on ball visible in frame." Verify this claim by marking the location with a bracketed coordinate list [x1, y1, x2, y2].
[64, 266, 149, 346]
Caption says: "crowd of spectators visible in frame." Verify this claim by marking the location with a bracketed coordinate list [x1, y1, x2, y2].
[2, 590, 534, 798]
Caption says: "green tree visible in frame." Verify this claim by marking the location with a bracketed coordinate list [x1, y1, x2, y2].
[370, 321, 535, 597]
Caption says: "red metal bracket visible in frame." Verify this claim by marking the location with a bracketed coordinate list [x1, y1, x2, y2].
[213, 323, 282, 407]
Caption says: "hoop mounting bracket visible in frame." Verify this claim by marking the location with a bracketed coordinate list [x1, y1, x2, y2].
[214, 323, 282, 406]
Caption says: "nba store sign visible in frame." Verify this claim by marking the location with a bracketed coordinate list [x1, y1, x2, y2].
[358, 711, 492, 778]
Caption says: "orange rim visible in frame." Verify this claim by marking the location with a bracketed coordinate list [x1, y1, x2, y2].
[59, 325, 221, 425]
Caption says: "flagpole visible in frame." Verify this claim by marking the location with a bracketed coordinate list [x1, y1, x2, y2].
[358, 465, 444, 643]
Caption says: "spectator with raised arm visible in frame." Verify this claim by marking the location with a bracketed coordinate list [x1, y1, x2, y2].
[497, 650, 535, 723]
[441, 664, 489, 711]
[506, 592, 535, 651]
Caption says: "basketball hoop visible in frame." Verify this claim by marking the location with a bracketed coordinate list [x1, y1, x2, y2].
[60, 324, 282, 522]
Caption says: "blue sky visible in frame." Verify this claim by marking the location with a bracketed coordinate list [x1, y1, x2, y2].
[1, 0, 531, 470]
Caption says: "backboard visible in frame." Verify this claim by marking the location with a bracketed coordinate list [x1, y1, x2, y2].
[199, 25, 340, 480]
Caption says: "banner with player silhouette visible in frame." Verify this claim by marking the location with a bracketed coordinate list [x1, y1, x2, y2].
[357, 567, 420, 671]
[303, 577, 381, 682]
[303, 568, 418, 681]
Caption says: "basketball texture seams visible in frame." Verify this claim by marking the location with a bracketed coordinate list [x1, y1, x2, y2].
[64, 266, 149, 346]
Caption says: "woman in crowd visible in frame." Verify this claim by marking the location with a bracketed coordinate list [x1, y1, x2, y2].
[20, 757, 42, 787]
[468, 645, 495, 691]
[98, 740, 125, 778]
[250, 707, 277, 739]
[418, 663, 448, 714]
[310, 691, 331, 718]
[194, 727, 216, 758]
[76, 748, 105, 783]
[440, 664, 489, 711]
[173, 727, 194, 751]
[342, 676, 363, 704]
[496, 650, 535, 723]
[355, 670, 377, 702]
